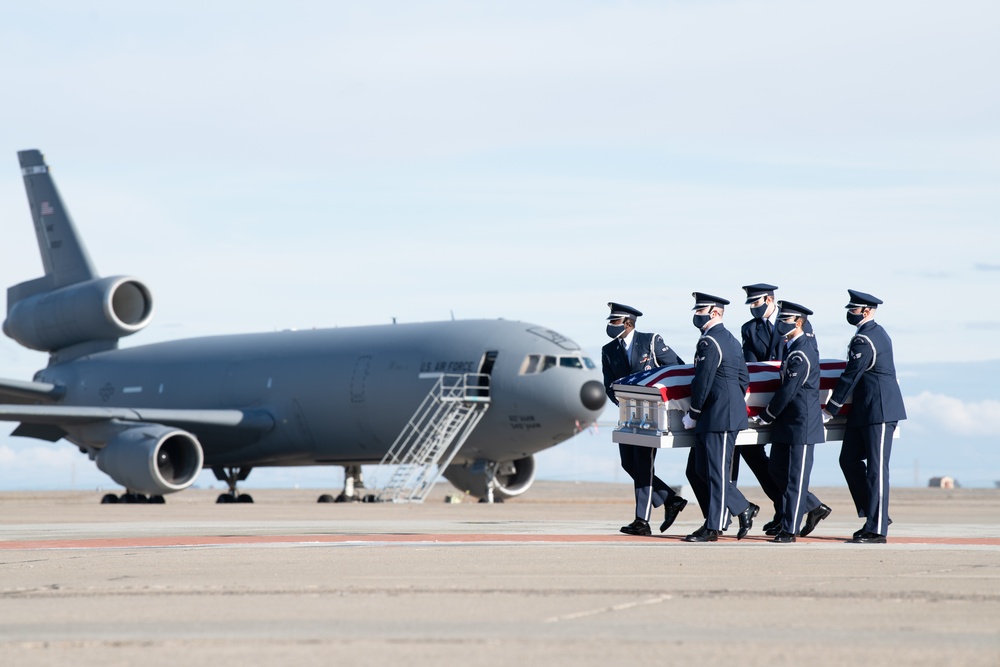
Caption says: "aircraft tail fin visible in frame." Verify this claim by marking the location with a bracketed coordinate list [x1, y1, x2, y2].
[13, 149, 98, 302]
[5, 150, 154, 360]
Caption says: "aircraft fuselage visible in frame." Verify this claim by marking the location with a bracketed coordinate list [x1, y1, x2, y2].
[35, 319, 605, 468]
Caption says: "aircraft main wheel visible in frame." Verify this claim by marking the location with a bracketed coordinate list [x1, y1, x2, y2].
[150, 495, 166, 504]
[236, 494, 254, 503]
[101, 493, 119, 504]
[216, 493, 235, 504]
[317, 494, 335, 503]
[121, 493, 148, 504]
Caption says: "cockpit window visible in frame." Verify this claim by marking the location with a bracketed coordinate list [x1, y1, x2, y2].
[519, 354, 595, 375]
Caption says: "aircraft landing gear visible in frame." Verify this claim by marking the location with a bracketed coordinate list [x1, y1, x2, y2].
[318, 465, 367, 503]
[100, 491, 166, 504]
[213, 466, 254, 504]
[477, 461, 500, 504]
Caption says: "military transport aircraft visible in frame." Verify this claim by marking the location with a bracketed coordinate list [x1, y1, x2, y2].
[0, 149, 606, 503]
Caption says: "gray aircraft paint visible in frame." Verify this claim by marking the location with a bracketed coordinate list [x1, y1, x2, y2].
[0, 149, 606, 499]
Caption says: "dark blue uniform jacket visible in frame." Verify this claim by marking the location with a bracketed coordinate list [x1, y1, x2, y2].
[762, 334, 825, 445]
[690, 323, 749, 434]
[742, 316, 815, 362]
[602, 331, 683, 404]
[827, 320, 907, 426]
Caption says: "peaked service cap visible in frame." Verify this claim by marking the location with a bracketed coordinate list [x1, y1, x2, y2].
[692, 292, 730, 310]
[607, 302, 642, 320]
[742, 283, 778, 304]
[776, 300, 813, 318]
[845, 289, 883, 309]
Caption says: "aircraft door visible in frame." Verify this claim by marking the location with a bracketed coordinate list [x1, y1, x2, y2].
[350, 355, 371, 403]
[347, 355, 374, 449]
[476, 350, 497, 398]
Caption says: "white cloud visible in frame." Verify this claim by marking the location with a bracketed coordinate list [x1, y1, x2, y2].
[0, 442, 112, 490]
[905, 391, 1000, 437]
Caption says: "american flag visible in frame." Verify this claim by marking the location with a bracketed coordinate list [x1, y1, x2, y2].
[613, 360, 850, 416]
[40, 201, 54, 216]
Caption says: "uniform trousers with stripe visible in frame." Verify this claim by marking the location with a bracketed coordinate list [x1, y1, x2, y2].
[768, 442, 821, 535]
[839, 422, 896, 536]
[732, 444, 784, 514]
[692, 431, 749, 531]
[619, 443, 677, 521]
[685, 448, 709, 519]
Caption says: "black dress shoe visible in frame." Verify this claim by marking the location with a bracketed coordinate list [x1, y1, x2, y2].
[853, 517, 892, 537]
[799, 503, 832, 538]
[684, 523, 710, 538]
[761, 512, 781, 534]
[771, 531, 796, 543]
[736, 502, 760, 540]
[851, 530, 887, 544]
[765, 523, 782, 537]
[684, 525, 719, 542]
[620, 518, 652, 536]
[853, 518, 892, 540]
[659, 496, 688, 533]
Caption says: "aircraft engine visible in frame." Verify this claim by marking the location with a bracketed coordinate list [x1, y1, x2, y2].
[3, 275, 153, 352]
[442, 455, 536, 501]
[95, 425, 204, 495]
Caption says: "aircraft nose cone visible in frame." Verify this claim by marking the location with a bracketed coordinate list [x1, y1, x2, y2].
[580, 380, 606, 412]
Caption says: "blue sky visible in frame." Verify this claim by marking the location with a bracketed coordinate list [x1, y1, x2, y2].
[0, 1, 997, 491]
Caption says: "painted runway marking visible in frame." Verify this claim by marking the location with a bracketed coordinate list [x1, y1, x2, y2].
[544, 594, 672, 623]
[0, 533, 998, 550]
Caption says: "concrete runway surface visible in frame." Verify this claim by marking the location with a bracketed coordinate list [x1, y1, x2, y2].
[1, 482, 998, 667]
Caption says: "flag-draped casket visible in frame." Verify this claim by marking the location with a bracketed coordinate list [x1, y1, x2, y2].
[611, 360, 854, 448]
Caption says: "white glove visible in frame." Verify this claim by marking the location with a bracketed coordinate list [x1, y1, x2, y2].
[821, 409, 833, 423]
[681, 412, 696, 430]
[748, 416, 763, 427]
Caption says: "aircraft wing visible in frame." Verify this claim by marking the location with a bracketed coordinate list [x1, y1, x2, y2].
[0, 377, 64, 404]
[0, 404, 274, 441]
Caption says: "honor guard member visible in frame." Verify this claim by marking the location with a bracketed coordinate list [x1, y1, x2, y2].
[825, 290, 906, 544]
[681, 293, 759, 542]
[601, 302, 688, 536]
[736, 283, 789, 533]
[751, 301, 831, 542]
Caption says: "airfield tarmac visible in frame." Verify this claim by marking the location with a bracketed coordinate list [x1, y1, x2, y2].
[1, 482, 998, 667]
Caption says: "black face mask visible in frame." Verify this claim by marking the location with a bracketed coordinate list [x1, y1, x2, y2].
[692, 314, 711, 330]
[776, 320, 797, 337]
[607, 323, 626, 339]
[846, 311, 865, 326]
[750, 303, 768, 320]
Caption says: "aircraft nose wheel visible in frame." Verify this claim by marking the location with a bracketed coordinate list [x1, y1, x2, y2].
[216, 491, 254, 504]
[213, 466, 254, 503]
